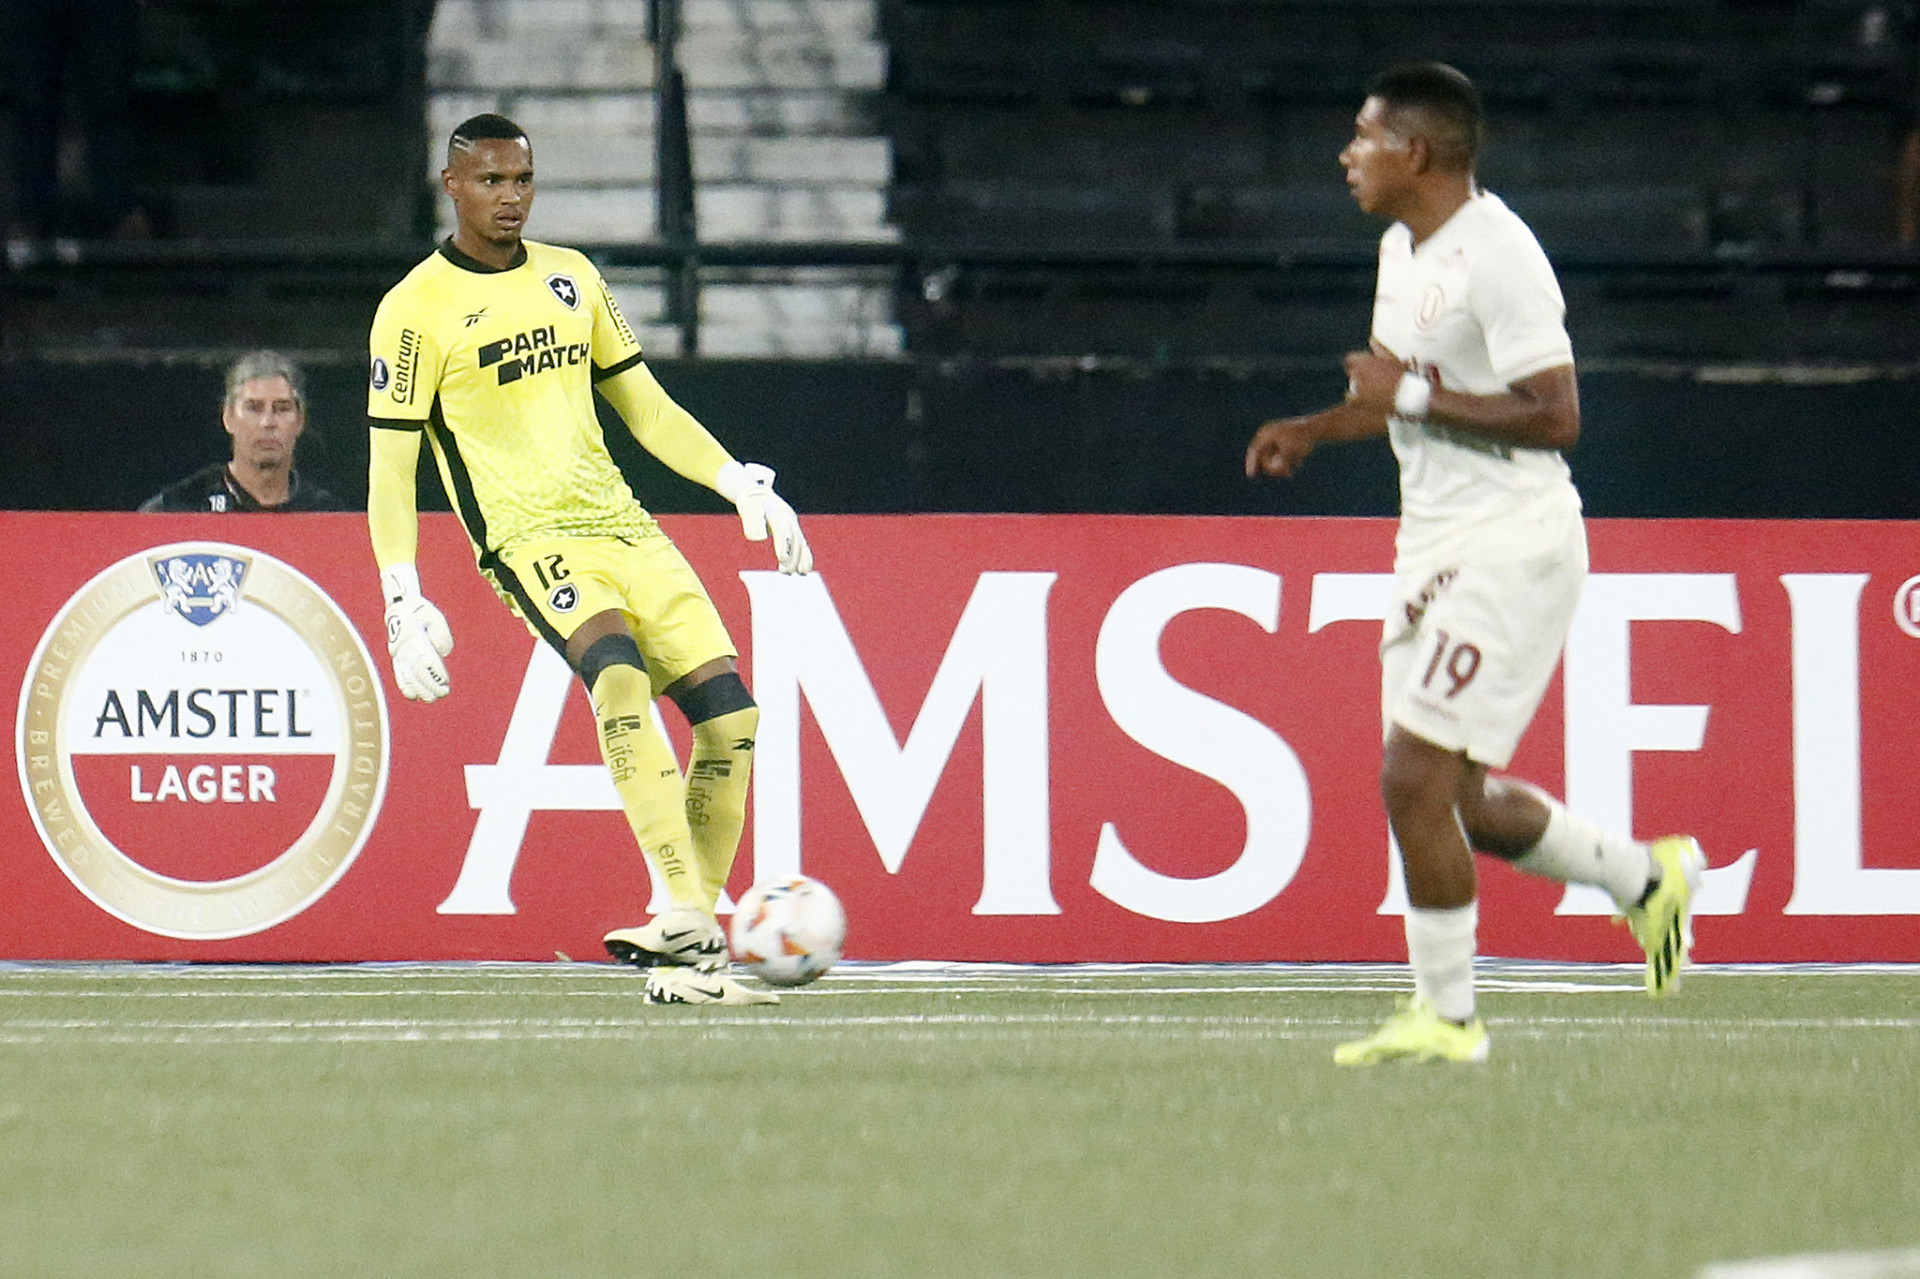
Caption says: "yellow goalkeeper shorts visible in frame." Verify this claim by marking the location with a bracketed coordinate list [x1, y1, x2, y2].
[488, 530, 737, 694]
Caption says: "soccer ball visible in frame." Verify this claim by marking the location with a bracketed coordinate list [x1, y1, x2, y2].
[729, 876, 846, 987]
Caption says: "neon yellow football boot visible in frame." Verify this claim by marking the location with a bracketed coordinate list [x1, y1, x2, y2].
[1622, 835, 1706, 996]
[1334, 996, 1489, 1065]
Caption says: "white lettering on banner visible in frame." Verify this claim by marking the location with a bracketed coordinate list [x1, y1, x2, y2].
[129, 763, 277, 802]
[745, 571, 1058, 914]
[1091, 564, 1311, 923]
[1304, 573, 1407, 915]
[1560, 575, 1756, 915]
[1309, 573, 1761, 917]
[441, 642, 726, 916]
[443, 644, 604, 914]
[1896, 574, 1920, 639]
[1782, 574, 1920, 913]
[431, 565, 1915, 929]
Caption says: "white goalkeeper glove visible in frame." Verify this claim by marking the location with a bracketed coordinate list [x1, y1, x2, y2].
[380, 563, 454, 703]
[714, 460, 813, 575]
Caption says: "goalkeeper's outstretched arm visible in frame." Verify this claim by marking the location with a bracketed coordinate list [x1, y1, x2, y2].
[595, 360, 735, 489]
[596, 362, 813, 574]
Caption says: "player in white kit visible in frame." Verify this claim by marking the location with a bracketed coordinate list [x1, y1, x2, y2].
[1245, 63, 1705, 1064]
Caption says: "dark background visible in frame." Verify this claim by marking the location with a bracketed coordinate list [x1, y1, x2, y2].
[2, 0, 1916, 517]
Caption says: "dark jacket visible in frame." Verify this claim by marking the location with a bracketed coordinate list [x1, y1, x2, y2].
[138, 463, 343, 513]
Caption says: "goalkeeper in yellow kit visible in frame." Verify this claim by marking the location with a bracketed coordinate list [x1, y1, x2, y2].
[366, 113, 811, 1005]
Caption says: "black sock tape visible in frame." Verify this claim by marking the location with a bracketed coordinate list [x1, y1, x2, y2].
[669, 671, 755, 724]
[576, 633, 647, 692]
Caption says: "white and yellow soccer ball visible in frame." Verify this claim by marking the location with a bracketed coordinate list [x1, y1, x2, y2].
[729, 876, 846, 987]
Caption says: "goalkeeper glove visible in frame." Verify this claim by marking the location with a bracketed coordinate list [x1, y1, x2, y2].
[380, 563, 454, 702]
[714, 460, 813, 575]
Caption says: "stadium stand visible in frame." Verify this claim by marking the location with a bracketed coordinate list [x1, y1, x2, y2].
[426, 0, 900, 356]
[1, 0, 434, 355]
[0, 0, 1916, 515]
[883, 0, 1919, 359]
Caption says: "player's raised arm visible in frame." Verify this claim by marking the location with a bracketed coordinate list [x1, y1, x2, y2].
[595, 360, 813, 575]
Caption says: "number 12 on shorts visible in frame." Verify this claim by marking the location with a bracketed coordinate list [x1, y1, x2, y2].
[1422, 629, 1482, 699]
[530, 554, 569, 590]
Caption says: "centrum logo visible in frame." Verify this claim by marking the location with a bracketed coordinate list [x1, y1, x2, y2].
[16, 543, 388, 940]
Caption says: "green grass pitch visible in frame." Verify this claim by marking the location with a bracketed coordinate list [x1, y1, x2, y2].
[0, 960, 1915, 1279]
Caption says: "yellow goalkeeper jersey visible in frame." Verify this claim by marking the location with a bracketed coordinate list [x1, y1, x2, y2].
[367, 238, 654, 556]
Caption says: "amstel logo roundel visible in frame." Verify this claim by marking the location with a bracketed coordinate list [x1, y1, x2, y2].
[15, 543, 389, 940]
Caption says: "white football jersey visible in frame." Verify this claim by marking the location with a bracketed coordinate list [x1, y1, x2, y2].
[1369, 191, 1580, 560]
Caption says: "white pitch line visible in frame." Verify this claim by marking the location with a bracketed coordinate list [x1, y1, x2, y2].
[1698, 1246, 1920, 1278]
[0, 980, 1636, 1001]
[0, 974, 1882, 1001]
[2, 1013, 1360, 1031]
[2, 1010, 1917, 1049]
[0, 959, 1913, 984]
[0, 1013, 1376, 1047]
[0, 960, 1911, 1011]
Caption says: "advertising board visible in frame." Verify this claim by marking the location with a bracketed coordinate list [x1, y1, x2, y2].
[7, 513, 1917, 961]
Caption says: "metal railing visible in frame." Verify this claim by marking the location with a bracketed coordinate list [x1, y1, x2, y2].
[649, 0, 700, 355]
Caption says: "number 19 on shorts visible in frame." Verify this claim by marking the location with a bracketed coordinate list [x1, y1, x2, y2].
[1421, 629, 1483, 699]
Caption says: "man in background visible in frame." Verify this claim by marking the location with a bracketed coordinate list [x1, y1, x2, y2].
[141, 350, 342, 512]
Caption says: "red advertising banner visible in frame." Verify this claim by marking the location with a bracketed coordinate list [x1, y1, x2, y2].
[6, 513, 1918, 962]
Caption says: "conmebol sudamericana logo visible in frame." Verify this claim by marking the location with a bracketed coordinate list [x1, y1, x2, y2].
[16, 543, 388, 940]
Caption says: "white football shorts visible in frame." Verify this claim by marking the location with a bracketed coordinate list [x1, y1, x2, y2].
[1380, 504, 1588, 769]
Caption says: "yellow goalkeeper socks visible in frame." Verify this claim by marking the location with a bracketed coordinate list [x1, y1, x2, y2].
[685, 704, 758, 909]
[590, 664, 707, 912]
